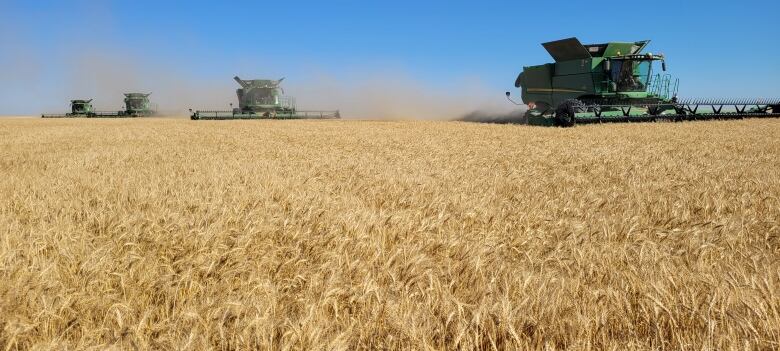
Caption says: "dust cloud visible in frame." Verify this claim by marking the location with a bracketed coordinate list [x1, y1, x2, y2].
[287, 72, 520, 120]
[62, 52, 235, 116]
[15, 49, 524, 119]
[458, 107, 529, 124]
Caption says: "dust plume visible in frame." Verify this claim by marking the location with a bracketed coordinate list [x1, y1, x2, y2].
[458, 106, 530, 124]
[36, 50, 521, 119]
[273, 71, 519, 120]
[62, 51, 235, 115]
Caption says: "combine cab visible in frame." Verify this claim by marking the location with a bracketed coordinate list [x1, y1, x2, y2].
[42, 93, 156, 118]
[42, 99, 95, 118]
[506, 37, 780, 126]
[191, 76, 340, 120]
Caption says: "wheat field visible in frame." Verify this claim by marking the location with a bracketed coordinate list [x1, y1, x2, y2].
[0, 117, 779, 350]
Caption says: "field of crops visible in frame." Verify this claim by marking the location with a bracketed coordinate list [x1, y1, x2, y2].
[1, 118, 779, 349]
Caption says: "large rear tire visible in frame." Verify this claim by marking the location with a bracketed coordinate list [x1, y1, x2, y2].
[555, 99, 583, 127]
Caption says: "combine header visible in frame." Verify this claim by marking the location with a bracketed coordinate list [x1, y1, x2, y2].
[42, 93, 155, 118]
[506, 38, 780, 126]
[190, 76, 340, 120]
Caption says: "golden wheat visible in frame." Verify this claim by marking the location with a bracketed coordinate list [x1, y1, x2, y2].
[1, 118, 779, 350]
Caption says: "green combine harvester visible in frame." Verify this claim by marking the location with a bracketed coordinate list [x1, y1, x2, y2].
[506, 37, 780, 126]
[42, 93, 155, 118]
[190, 76, 340, 120]
[40, 99, 95, 118]
[120, 93, 155, 117]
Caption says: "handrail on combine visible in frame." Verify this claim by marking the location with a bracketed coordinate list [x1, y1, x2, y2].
[648, 74, 679, 100]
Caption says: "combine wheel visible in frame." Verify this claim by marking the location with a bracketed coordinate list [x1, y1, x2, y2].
[555, 99, 583, 127]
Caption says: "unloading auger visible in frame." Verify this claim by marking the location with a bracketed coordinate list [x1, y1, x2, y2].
[506, 38, 780, 126]
[190, 76, 340, 120]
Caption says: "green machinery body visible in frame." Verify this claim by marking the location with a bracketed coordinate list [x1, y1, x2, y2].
[70, 99, 95, 116]
[40, 99, 94, 118]
[121, 93, 154, 117]
[508, 37, 780, 126]
[191, 76, 340, 120]
[42, 93, 155, 118]
[68, 99, 94, 117]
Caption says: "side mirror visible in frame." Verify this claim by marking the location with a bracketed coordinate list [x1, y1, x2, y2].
[505, 91, 522, 105]
[604, 60, 611, 72]
[662, 61, 667, 71]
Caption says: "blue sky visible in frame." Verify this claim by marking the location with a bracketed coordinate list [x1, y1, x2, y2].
[1, 0, 778, 116]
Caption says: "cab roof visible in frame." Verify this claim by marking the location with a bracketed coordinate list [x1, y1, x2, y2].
[542, 37, 649, 62]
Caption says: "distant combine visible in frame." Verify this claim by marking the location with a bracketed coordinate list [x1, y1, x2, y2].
[43, 99, 95, 118]
[506, 37, 780, 126]
[42, 93, 156, 118]
[190, 76, 340, 120]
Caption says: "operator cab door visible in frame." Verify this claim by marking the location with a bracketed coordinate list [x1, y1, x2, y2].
[609, 60, 652, 93]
